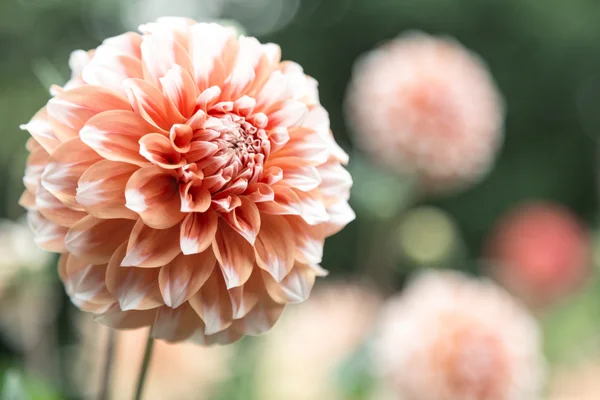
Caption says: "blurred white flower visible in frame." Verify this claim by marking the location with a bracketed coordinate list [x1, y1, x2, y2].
[548, 360, 600, 400]
[345, 32, 504, 194]
[0, 217, 52, 294]
[372, 270, 545, 400]
[255, 282, 381, 400]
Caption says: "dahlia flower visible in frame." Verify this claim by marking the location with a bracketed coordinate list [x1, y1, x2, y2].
[256, 283, 381, 400]
[19, 17, 354, 344]
[345, 32, 504, 194]
[485, 202, 590, 308]
[372, 270, 545, 400]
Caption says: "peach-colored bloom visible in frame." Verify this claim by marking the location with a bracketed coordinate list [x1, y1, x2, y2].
[74, 321, 233, 399]
[255, 283, 381, 400]
[345, 32, 504, 194]
[485, 202, 590, 309]
[548, 360, 600, 400]
[20, 18, 354, 344]
[372, 271, 545, 400]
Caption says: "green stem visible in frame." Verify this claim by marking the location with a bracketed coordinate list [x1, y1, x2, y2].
[98, 329, 116, 400]
[134, 334, 155, 400]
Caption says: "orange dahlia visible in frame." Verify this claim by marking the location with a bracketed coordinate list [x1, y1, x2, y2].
[19, 17, 354, 344]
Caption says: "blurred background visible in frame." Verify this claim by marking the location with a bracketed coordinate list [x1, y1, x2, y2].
[3, 0, 600, 399]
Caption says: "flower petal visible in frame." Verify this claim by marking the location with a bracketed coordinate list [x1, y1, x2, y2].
[138, 133, 186, 169]
[65, 216, 134, 264]
[46, 85, 130, 138]
[27, 211, 68, 252]
[262, 263, 316, 304]
[188, 269, 233, 335]
[254, 214, 295, 282]
[286, 216, 325, 264]
[35, 183, 87, 227]
[317, 161, 353, 200]
[95, 304, 156, 330]
[227, 270, 262, 319]
[212, 219, 254, 289]
[80, 110, 157, 166]
[257, 185, 302, 216]
[121, 219, 181, 268]
[180, 210, 218, 255]
[323, 200, 356, 236]
[123, 78, 185, 130]
[232, 296, 284, 336]
[41, 138, 102, 210]
[221, 196, 261, 245]
[60, 253, 113, 305]
[267, 156, 322, 192]
[76, 160, 139, 220]
[160, 65, 198, 118]
[158, 251, 216, 308]
[106, 242, 163, 311]
[20, 108, 61, 153]
[125, 165, 183, 229]
[152, 304, 202, 342]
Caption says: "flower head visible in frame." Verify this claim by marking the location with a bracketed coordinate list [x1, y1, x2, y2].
[20, 18, 354, 344]
[345, 32, 504, 194]
[485, 202, 590, 308]
[372, 271, 545, 400]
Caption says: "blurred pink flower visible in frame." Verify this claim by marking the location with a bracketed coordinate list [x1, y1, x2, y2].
[345, 32, 504, 194]
[373, 270, 545, 400]
[20, 17, 354, 344]
[255, 283, 381, 400]
[485, 202, 590, 309]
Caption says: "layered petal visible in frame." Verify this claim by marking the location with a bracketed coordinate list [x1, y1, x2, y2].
[180, 210, 218, 255]
[158, 251, 216, 308]
[125, 166, 183, 229]
[212, 220, 254, 289]
[254, 214, 295, 282]
[121, 219, 181, 268]
[188, 269, 233, 335]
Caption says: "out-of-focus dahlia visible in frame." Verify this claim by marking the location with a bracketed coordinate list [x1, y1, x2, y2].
[345, 32, 504, 194]
[548, 360, 600, 400]
[485, 202, 590, 309]
[372, 270, 545, 400]
[19, 17, 354, 344]
[255, 283, 381, 400]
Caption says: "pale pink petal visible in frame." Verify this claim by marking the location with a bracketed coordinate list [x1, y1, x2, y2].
[65, 216, 134, 264]
[22, 139, 49, 192]
[41, 138, 102, 210]
[188, 269, 233, 335]
[125, 165, 183, 229]
[271, 127, 330, 165]
[123, 78, 185, 130]
[95, 304, 156, 329]
[262, 263, 316, 304]
[158, 251, 216, 308]
[152, 304, 202, 342]
[61, 253, 113, 305]
[286, 216, 325, 264]
[169, 124, 194, 152]
[106, 242, 163, 311]
[19, 109, 61, 153]
[296, 189, 330, 225]
[122, 219, 181, 268]
[138, 133, 186, 169]
[35, 183, 87, 227]
[257, 185, 302, 216]
[180, 210, 218, 255]
[19, 190, 36, 210]
[102, 32, 143, 59]
[267, 99, 308, 129]
[76, 160, 139, 220]
[254, 214, 295, 282]
[212, 219, 254, 289]
[247, 183, 275, 203]
[141, 31, 194, 88]
[317, 161, 353, 200]
[232, 296, 284, 336]
[267, 156, 321, 191]
[27, 211, 68, 252]
[189, 23, 238, 91]
[323, 200, 356, 236]
[227, 271, 261, 319]
[46, 85, 130, 138]
[221, 196, 261, 245]
[222, 36, 260, 99]
[80, 110, 156, 166]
